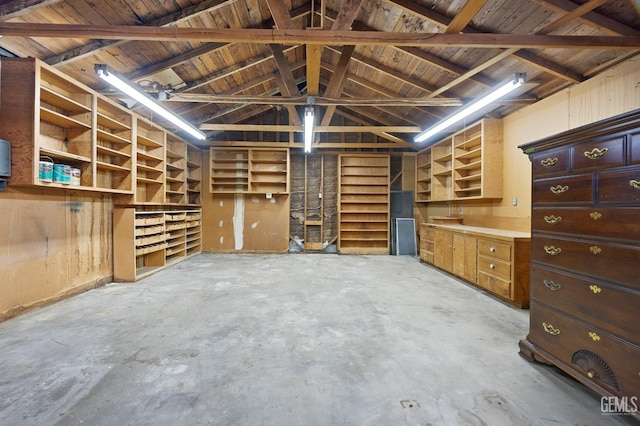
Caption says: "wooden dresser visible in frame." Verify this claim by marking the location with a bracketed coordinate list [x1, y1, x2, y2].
[518, 109, 640, 414]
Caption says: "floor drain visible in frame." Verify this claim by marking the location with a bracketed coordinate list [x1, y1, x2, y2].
[400, 399, 420, 409]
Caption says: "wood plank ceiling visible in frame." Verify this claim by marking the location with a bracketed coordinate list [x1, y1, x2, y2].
[0, 0, 639, 150]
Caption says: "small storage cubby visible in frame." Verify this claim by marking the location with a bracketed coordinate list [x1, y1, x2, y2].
[338, 154, 390, 254]
[249, 148, 289, 194]
[135, 117, 166, 204]
[210, 148, 249, 193]
[114, 208, 202, 281]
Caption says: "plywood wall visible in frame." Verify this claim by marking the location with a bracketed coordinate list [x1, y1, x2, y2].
[0, 187, 112, 320]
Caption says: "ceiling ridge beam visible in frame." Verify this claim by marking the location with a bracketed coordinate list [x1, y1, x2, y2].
[2, 23, 638, 48]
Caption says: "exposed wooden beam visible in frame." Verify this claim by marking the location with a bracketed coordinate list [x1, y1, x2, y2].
[306, 44, 323, 96]
[264, 0, 295, 29]
[169, 93, 464, 106]
[199, 124, 422, 132]
[202, 141, 410, 149]
[445, 0, 487, 34]
[1, 23, 638, 48]
[530, 0, 640, 36]
[331, 0, 364, 31]
[388, 0, 585, 83]
[320, 45, 356, 125]
[44, 0, 231, 66]
[0, 0, 62, 20]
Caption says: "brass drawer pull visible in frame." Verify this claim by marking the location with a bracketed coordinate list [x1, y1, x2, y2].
[630, 180, 640, 189]
[588, 331, 601, 342]
[544, 215, 561, 224]
[544, 246, 562, 255]
[543, 322, 560, 335]
[541, 157, 558, 167]
[589, 211, 602, 220]
[543, 280, 561, 291]
[589, 246, 602, 255]
[550, 185, 569, 195]
[589, 284, 602, 294]
[584, 147, 608, 160]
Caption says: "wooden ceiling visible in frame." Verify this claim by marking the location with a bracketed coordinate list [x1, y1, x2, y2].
[0, 0, 639, 150]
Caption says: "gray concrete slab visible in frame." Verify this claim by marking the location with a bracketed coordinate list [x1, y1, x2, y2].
[0, 254, 636, 425]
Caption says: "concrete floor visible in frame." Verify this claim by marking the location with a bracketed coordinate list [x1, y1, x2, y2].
[0, 254, 635, 426]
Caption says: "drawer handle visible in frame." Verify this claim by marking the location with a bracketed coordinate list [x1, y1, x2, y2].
[589, 284, 602, 294]
[540, 157, 558, 167]
[630, 179, 640, 189]
[490, 247, 496, 252]
[588, 331, 601, 342]
[544, 215, 561, 224]
[550, 185, 569, 195]
[489, 263, 495, 269]
[589, 246, 602, 255]
[543, 280, 561, 291]
[589, 211, 602, 220]
[584, 147, 608, 160]
[543, 322, 560, 336]
[544, 245, 562, 256]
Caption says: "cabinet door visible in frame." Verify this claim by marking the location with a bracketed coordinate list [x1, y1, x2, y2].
[434, 230, 453, 272]
[453, 234, 477, 282]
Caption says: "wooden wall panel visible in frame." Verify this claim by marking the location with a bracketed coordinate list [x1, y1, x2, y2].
[202, 193, 289, 252]
[0, 187, 112, 320]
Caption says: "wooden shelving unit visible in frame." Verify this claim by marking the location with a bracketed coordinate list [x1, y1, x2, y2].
[415, 118, 504, 202]
[95, 96, 134, 192]
[0, 57, 98, 190]
[338, 154, 390, 254]
[210, 147, 289, 194]
[186, 144, 203, 205]
[135, 117, 166, 204]
[114, 208, 202, 281]
[415, 150, 432, 202]
[165, 134, 187, 205]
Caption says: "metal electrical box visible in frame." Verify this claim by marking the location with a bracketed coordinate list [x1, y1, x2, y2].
[0, 139, 10, 177]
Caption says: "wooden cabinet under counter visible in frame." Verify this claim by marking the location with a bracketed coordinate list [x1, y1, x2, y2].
[420, 223, 531, 308]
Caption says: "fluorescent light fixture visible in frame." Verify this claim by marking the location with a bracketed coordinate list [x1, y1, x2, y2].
[414, 73, 526, 143]
[304, 106, 314, 153]
[95, 64, 206, 140]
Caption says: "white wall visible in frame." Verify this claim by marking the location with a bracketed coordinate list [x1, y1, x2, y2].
[496, 54, 640, 218]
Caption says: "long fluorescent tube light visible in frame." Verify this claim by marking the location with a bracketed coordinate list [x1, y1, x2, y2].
[414, 73, 526, 143]
[304, 106, 314, 153]
[95, 64, 206, 140]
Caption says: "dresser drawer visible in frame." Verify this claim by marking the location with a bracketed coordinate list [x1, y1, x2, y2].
[420, 224, 434, 240]
[598, 165, 640, 204]
[477, 238, 511, 261]
[529, 303, 640, 398]
[531, 149, 570, 177]
[477, 272, 511, 298]
[532, 174, 593, 204]
[478, 255, 511, 280]
[532, 235, 640, 288]
[531, 265, 640, 345]
[571, 137, 625, 172]
[532, 207, 640, 242]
